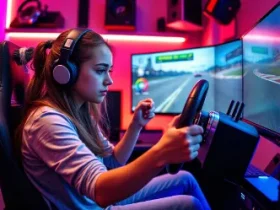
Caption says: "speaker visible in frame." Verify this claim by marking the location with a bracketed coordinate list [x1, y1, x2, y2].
[166, 0, 203, 31]
[204, 0, 241, 25]
[106, 91, 121, 142]
[77, 0, 89, 28]
[157, 17, 166, 32]
[105, 0, 136, 31]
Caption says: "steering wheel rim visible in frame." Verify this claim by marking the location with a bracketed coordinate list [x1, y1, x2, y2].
[176, 79, 209, 128]
[166, 79, 209, 174]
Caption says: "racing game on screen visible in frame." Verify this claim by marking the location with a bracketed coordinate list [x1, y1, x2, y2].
[132, 47, 215, 114]
[215, 40, 243, 113]
[243, 4, 280, 134]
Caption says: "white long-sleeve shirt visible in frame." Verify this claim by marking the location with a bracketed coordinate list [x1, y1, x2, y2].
[22, 106, 122, 210]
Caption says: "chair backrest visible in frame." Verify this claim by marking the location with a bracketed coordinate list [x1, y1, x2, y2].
[0, 41, 50, 210]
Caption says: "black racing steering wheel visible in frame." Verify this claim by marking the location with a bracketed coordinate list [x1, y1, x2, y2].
[166, 79, 209, 174]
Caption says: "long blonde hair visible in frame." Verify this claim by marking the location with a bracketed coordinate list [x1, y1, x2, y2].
[17, 29, 112, 157]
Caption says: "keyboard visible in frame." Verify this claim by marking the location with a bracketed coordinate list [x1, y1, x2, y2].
[245, 164, 269, 177]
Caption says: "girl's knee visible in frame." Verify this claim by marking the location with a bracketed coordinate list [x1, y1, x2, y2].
[177, 170, 194, 179]
[177, 171, 198, 184]
[176, 195, 204, 210]
[190, 197, 204, 210]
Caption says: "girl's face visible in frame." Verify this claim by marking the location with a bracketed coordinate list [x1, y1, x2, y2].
[72, 44, 113, 107]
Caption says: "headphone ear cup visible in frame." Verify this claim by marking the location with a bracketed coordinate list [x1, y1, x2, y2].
[52, 63, 71, 85]
[67, 61, 79, 86]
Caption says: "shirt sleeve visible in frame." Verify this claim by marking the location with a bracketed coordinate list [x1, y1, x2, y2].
[25, 110, 107, 201]
[97, 129, 123, 169]
[103, 153, 123, 169]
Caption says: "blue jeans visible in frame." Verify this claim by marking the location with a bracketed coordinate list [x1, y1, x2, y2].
[108, 171, 211, 210]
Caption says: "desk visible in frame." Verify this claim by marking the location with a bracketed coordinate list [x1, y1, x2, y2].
[134, 143, 153, 151]
[239, 177, 280, 210]
[111, 142, 152, 150]
[111, 142, 152, 162]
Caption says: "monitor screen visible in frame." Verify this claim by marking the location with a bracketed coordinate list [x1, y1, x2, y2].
[214, 40, 243, 113]
[242, 3, 280, 138]
[131, 47, 216, 114]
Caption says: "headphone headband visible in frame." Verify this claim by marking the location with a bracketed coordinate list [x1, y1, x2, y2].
[58, 28, 91, 63]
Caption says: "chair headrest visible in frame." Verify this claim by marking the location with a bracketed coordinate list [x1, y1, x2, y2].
[0, 41, 31, 111]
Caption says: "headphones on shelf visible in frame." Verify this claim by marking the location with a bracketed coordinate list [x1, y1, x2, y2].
[17, 0, 42, 25]
[52, 28, 91, 86]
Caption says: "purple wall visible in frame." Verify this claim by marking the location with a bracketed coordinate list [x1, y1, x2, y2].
[237, 0, 279, 37]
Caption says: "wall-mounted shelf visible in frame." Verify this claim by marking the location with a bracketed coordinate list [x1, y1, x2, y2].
[5, 28, 65, 33]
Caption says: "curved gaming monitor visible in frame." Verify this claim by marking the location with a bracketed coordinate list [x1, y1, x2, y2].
[242, 2, 280, 146]
[214, 39, 243, 113]
[131, 39, 243, 115]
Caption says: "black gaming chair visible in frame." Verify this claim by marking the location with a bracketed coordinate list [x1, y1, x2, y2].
[0, 41, 50, 210]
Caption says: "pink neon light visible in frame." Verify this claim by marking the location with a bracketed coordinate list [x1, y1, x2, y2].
[6, 0, 13, 28]
[5, 0, 186, 43]
[244, 34, 280, 42]
[6, 32, 186, 43]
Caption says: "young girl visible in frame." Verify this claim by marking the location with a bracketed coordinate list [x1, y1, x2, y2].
[18, 28, 211, 210]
